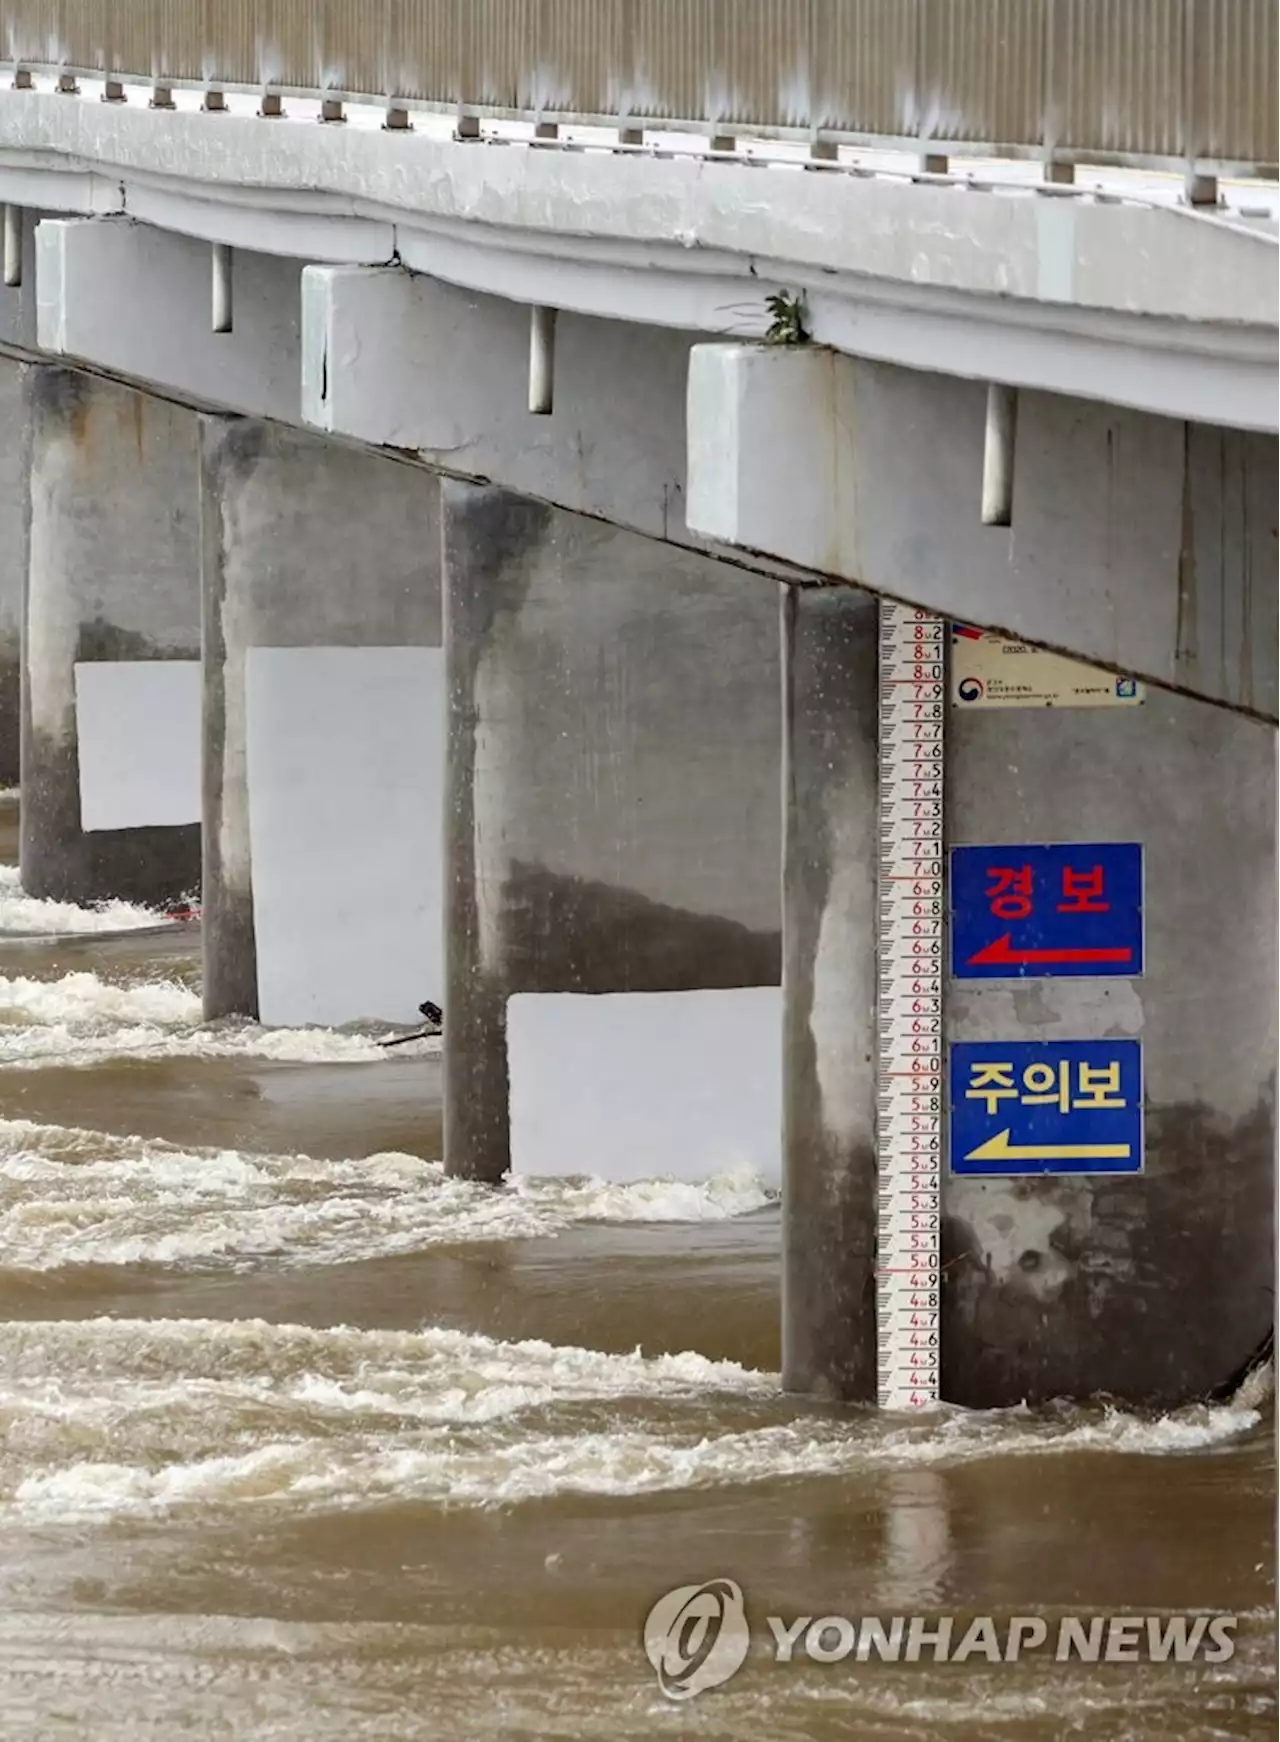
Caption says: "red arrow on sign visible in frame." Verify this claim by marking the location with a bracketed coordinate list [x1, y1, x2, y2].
[967, 934, 1133, 968]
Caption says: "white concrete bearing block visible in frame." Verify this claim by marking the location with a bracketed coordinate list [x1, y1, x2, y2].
[36, 217, 303, 419]
[686, 342, 854, 574]
[301, 264, 691, 544]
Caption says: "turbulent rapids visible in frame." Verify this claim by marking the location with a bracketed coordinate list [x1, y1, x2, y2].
[0, 846, 1272, 1740]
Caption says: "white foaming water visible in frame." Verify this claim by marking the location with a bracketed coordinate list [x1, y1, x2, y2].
[0, 1119, 773, 1271]
[0, 969, 198, 1028]
[0, 1317, 1260, 1524]
[515, 1166, 773, 1221]
[0, 968, 440, 1068]
[517, 1162, 773, 1222]
[0, 863, 174, 935]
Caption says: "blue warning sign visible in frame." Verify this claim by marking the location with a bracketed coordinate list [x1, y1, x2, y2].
[950, 1039, 1143, 1176]
[951, 842, 1143, 979]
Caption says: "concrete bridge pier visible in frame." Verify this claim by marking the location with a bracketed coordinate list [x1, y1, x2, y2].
[780, 586, 881, 1402]
[199, 419, 443, 1027]
[0, 358, 23, 786]
[20, 365, 202, 906]
[441, 481, 783, 1187]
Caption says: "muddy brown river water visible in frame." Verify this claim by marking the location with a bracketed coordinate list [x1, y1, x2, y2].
[0, 789, 1273, 1739]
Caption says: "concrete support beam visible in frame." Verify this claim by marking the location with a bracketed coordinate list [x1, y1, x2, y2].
[687, 345, 1279, 720]
[36, 217, 302, 419]
[0, 358, 23, 786]
[780, 586, 881, 1400]
[21, 366, 201, 905]
[302, 266, 691, 545]
[441, 481, 783, 1186]
[199, 419, 443, 1027]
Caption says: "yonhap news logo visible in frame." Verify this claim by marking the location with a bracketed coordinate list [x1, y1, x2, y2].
[643, 1579, 751, 1700]
[641, 1580, 1236, 1701]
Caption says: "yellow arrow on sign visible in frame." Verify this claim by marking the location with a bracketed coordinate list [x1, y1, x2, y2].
[964, 1129, 1131, 1164]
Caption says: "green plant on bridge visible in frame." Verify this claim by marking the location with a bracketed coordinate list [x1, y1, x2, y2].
[764, 290, 810, 345]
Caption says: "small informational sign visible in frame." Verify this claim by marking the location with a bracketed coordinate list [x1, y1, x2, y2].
[951, 623, 1143, 709]
[950, 1040, 1143, 1176]
[951, 842, 1143, 979]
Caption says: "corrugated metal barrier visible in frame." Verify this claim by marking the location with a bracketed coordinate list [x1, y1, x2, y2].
[1, 0, 1275, 175]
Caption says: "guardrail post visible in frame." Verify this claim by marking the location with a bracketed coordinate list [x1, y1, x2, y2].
[1041, 0, 1063, 187]
[1180, 0, 1218, 205]
[912, 0, 947, 178]
[1185, 171, 1218, 205]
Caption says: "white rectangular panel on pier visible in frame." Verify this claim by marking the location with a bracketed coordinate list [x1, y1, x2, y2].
[75, 658, 201, 832]
[245, 644, 444, 1029]
[507, 986, 782, 1187]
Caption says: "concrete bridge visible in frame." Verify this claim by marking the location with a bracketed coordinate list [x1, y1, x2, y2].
[0, 2, 1274, 1412]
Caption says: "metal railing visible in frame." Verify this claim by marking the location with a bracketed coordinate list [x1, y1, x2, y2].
[1, 1, 1275, 179]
